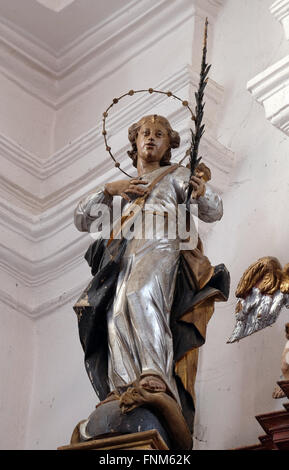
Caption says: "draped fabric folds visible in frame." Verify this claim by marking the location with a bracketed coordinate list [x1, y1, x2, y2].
[74, 236, 230, 433]
[73, 165, 230, 433]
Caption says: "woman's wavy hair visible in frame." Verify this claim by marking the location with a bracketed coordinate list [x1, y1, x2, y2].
[127, 115, 180, 168]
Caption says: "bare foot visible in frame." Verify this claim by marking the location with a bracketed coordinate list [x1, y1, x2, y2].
[95, 390, 120, 409]
[139, 375, 167, 393]
[118, 385, 192, 449]
[119, 386, 143, 413]
[272, 384, 286, 399]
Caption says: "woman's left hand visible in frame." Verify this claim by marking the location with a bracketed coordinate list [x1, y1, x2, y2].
[190, 175, 206, 199]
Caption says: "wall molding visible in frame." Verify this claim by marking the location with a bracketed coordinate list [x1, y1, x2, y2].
[271, 0, 289, 38]
[247, 1, 289, 136]
[0, 65, 225, 210]
[36, 0, 77, 13]
[0, 2, 236, 319]
[247, 55, 289, 134]
[0, 124, 234, 303]
[0, 0, 223, 108]
[0, 64, 233, 302]
[0, 276, 88, 319]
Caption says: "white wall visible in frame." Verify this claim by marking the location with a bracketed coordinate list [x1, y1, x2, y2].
[0, 303, 34, 450]
[193, 0, 289, 449]
[53, 13, 199, 151]
[24, 306, 97, 449]
[1, 0, 289, 451]
[23, 4, 221, 449]
[0, 74, 54, 158]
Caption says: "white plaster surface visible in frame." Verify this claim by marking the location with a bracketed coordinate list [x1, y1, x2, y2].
[0, 74, 54, 158]
[193, 0, 289, 450]
[0, 0, 289, 451]
[36, 0, 76, 12]
[24, 307, 97, 449]
[271, 0, 289, 39]
[0, 304, 34, 450]
[248, 0, 289, 135]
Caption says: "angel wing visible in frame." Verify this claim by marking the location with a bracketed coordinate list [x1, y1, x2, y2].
[228, 257, 289, 343]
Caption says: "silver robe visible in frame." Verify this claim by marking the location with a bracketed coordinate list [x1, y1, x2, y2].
[74, 166, 223, 401]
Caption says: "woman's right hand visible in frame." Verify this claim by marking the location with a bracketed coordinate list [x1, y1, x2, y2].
[105, 179, 148, 201]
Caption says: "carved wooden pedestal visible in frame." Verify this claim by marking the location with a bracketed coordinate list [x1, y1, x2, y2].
[234, 380, 289, 450]
[58, 430, 169, 451]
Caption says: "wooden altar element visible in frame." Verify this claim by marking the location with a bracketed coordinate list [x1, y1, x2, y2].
[58, 429, 169, 451]
[234, 380, 289, 450]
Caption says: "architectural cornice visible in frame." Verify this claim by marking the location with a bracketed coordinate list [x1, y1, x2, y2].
[0, 60, 234, 321]
[0, 65, 226, 210]
[0, 276, 88, 319]
[0, 4, 235, 319]
[271, 0, 289, 38]
[0, 232, 87, 287]
[0, 128, 234, 293]
[0, 0, 223, 108]
[36, 0, 76, 13]
[247, 55, 289, 134]
[247, 1, 289, 136]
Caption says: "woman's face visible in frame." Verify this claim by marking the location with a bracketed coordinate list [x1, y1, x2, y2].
[136, 121, 170, 164]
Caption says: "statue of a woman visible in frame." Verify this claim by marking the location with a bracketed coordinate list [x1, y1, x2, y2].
[73, 114, 229, 447]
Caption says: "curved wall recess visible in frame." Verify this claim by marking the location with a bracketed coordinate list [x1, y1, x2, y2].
[36, 0, 76, 12]
[0, 0, 234, 319]
[247, 0, 289, 136]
